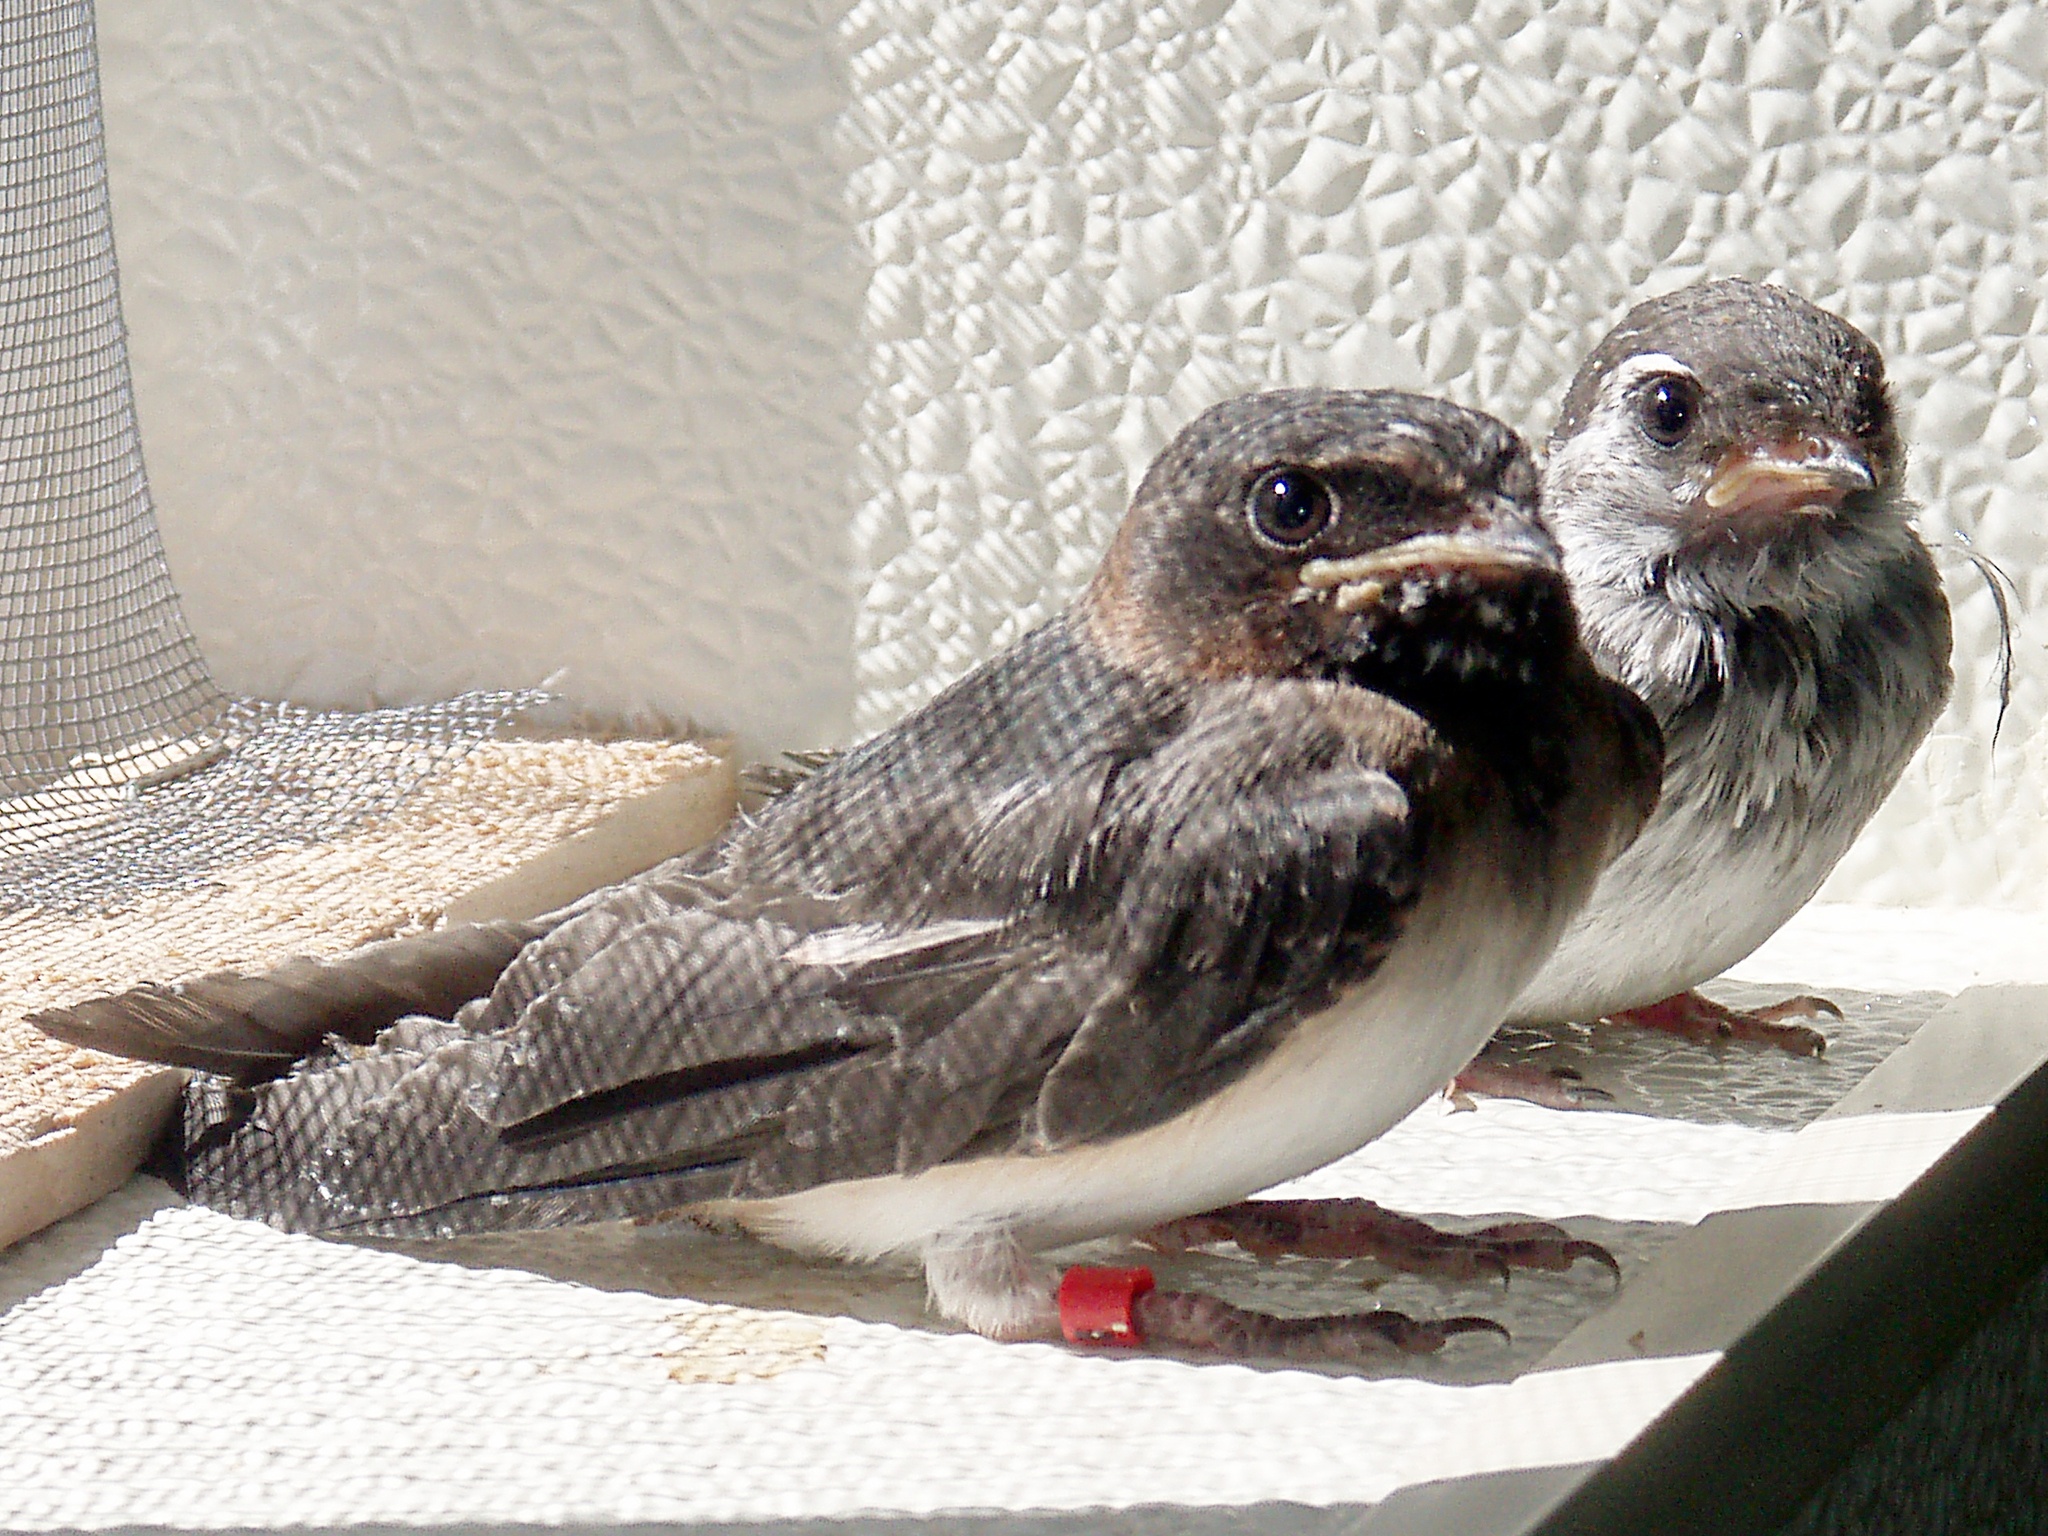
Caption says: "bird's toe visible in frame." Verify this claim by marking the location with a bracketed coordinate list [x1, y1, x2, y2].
[1140, 1198, 1615, 1286]
[1126, 1285, 1508, 1363]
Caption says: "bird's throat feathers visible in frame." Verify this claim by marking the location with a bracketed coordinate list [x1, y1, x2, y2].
[1083, 534, 1588, 817]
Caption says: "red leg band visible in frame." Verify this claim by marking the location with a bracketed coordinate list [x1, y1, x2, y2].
[1058, 1265, 1156, 1346]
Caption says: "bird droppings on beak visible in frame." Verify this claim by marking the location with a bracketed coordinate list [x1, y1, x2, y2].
[1335, 579, 1388, 613]
[1296, 538, 1553, 622]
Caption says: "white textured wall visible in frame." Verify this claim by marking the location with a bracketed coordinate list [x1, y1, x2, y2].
[101, 0, 2046, 905]
[98, 0, 865, 755]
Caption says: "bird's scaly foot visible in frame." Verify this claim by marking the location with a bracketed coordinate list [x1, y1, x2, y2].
[1057, 1264, 1506, 1363]
[1450, 1056, 1613, 1109]
[1142, 1197, 1617, 1284]
[1134, 1287, 1506, 1363]
[1608, 988, 1836, 1056]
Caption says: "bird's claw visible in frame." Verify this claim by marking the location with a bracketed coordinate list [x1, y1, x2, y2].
[1131, 1287, 1508, 1362]
[1451, 1056, 1615, 1109]
[1142, 1198, 1617, 1285]
[1608, 989, 1832, 1056]
[1460, 1221, 1623, 1284]
[1750, 994, 1844, 1022]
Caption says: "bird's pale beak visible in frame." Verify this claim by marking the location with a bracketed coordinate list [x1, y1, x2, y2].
[1701, 434, 1875, 523]
[1294, 526, 1559, 613]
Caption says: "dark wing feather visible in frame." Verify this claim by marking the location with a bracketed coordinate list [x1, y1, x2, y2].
[189, 909, 1055, 1235]
[182, 1015, 773, 1235]
[30, 919, 547, 1078]
[1027, 679, 1424, 1148]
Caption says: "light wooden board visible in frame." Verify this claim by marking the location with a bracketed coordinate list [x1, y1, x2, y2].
[0, 736, 736, 1252]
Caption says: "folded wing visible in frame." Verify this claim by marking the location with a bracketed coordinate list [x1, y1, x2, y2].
[40, 637, 1436, 1243]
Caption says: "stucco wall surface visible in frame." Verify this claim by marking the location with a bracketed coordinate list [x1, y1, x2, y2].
[98, 0, 2047, 904]
[98, 0, 866, 753]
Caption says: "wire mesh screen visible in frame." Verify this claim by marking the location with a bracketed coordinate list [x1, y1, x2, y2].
[0, 0, 540, 916]
[0, 692, 552, 915]
[0, 0, 224, 799]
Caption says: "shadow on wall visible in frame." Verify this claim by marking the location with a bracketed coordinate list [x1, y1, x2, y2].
[99, 0, 869, 760]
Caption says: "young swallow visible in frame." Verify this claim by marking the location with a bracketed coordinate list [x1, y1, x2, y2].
[37, 390, 1659, 1361]
[1498, 279, 1951, 1060]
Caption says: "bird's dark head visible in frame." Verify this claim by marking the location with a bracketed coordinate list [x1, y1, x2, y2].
[1081, 388, 1577, 713]
[1547, 280, 1906, 612]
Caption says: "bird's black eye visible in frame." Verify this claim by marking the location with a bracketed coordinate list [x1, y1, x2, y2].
[1246, 467, 1334, 547]
[1636, 375, 1701, 448]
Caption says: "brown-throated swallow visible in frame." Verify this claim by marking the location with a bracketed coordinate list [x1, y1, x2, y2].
[37, 389, 1659, 1361]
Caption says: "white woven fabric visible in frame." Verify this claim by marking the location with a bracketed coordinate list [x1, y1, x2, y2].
[1394, 1351, 1724, 1486]
[2, 901, 2032, 1528]
[0, 1091, 1765, 1529]
[0, 1043, 1929, 1527]
[1728, 902, 2048, 993]
[0, 1193, 1478, 1526]
[1265, 1097, 1785, 1226]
